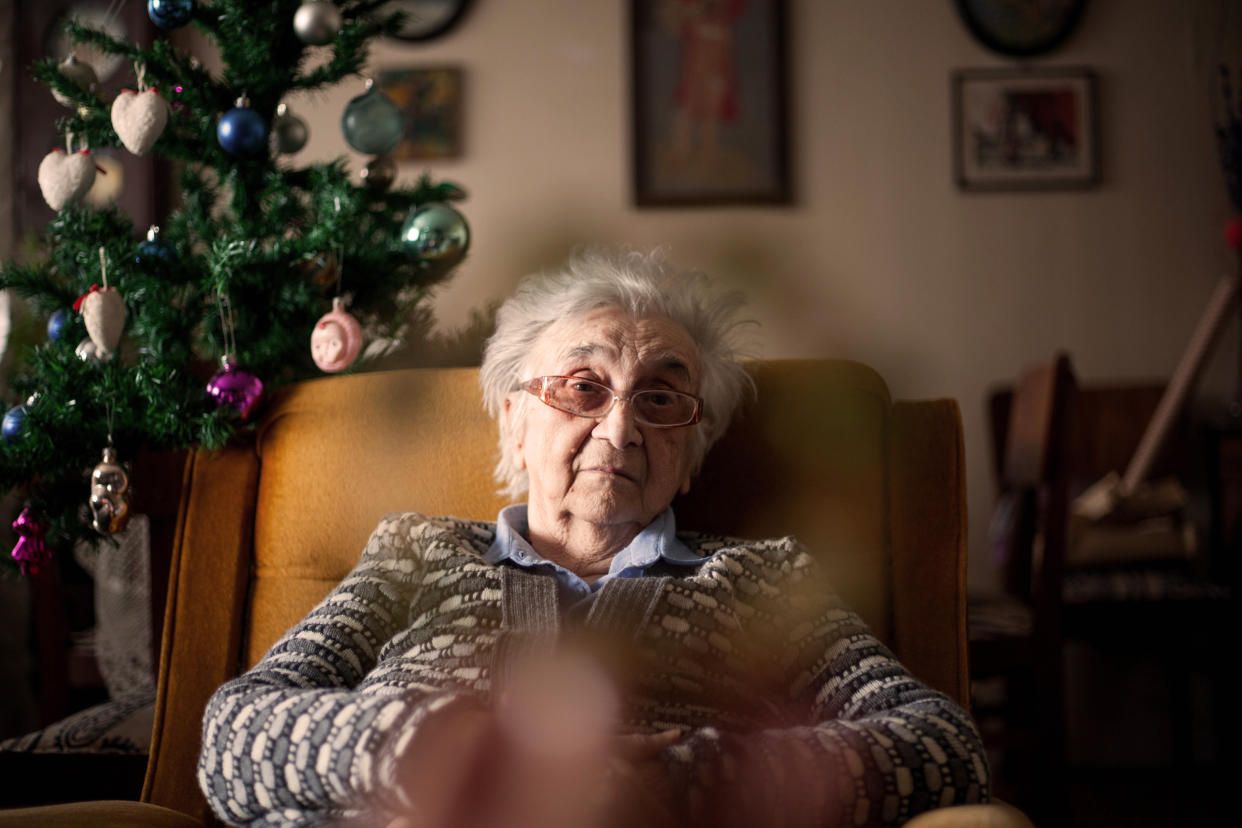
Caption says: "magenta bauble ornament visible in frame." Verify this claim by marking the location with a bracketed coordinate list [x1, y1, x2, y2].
[206, 356, 264, 420]
[11, 508, 51, 577]
[310, 297, 363, 372]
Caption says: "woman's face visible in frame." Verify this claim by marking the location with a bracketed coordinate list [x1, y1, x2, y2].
[507, 306, 701, 535]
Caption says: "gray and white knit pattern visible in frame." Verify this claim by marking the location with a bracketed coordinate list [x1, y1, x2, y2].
[198, 512, 989, 826]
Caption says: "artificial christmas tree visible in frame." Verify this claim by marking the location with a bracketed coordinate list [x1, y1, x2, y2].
[0, 0, 469, 569]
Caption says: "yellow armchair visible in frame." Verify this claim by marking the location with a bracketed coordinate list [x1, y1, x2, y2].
[2, 360, 1024, 826]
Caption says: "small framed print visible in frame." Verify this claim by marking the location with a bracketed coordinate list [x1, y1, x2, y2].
[953, 67, 1100, 192]
[379, 67, 464, 161]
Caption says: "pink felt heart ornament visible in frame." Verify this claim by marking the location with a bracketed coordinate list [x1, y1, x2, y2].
[37, 149, 96, 211]
[77, 287, 127, 354]
[111, 88, 169, 156]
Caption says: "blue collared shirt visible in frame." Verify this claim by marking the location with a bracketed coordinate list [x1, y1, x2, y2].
[483, 504, 705, 605]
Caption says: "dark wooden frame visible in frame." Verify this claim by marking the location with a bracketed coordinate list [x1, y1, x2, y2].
[630, 0, 790, 207]
[952, 67, 1100, 192]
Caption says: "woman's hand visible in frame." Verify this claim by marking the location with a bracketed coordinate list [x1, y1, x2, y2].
[602, 730, 684, 828]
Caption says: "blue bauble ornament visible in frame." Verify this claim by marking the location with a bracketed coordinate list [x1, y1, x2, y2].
[400, 203, 470, 266]
[47, 309, 70, 342]
[218, 98, 268, 157]
[341, 79, 403, 155]
[147, 0, 195, 29]
[2, 406, 28, 444]
[136, 225, 178, 265]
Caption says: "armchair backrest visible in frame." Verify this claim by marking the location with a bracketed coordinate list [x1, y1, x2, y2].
[143, 360, 969, 822]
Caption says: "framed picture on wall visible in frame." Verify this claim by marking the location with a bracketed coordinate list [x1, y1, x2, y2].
[952, 67, 1099, 191]
[630, 0, 790, 206]
[380, 67, 464, 161]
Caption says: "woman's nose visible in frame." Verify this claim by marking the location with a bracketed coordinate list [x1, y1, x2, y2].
[591, 397, 642, 448]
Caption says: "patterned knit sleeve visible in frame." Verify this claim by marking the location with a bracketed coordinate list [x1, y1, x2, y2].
[196, 513, 466, 826]
[667, 546, 990, 827]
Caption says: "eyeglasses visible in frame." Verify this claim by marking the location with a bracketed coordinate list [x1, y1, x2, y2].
[522, 376, 703, 428]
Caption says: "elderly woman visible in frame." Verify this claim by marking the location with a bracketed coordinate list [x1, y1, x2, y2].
[197, 247, 989, 827]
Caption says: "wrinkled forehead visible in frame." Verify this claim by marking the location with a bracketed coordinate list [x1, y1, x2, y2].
[527, 306, 701, 385]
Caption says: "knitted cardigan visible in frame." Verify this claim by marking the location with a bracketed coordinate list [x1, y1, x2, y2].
[198, 512, 989, 826]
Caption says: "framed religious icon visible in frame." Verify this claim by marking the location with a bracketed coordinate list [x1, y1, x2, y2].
[379, 66, 464, 160]
[630, 0, 790, 206]
[952, 67, 1100, 192]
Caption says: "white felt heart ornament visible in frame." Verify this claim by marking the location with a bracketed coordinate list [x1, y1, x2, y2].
[111, 88, 169, 156]
[37, 149, 96, 211]
[79, 288, 127, 353]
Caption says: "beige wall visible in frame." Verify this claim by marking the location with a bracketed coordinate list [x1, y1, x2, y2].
[287, 0, 1238, 592]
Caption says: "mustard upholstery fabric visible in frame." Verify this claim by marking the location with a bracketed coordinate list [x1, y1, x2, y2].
[2, 360, 979, 825]
[0, 801, 201, 827]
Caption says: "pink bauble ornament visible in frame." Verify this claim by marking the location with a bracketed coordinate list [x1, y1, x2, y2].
[37, 148, 97, 210]
[1226, 216, 1242, 250]
[111, 88, 169, 156]
[310, 297, 363, 372]
[206, 356, 264, 420]
[74, 284, 126, 353]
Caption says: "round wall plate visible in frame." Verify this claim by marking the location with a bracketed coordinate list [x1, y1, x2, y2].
[382, 0, 472, 43]
[955, 0, 1088, 58]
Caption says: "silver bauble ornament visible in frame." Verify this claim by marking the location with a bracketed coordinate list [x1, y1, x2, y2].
[271, 103, 309, 154]
[400, 203, 470, 266]
[293, 1, 342, 45]
[52, 55, 98, 107]
[341, 79, 403, 155]
[89, 446, 131, 535]
[361, 155, 397, 191]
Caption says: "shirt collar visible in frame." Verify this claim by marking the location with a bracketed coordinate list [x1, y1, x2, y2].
[483, 503, 702, 573]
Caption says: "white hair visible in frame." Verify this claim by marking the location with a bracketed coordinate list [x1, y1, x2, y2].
[480, 246, 757, 499]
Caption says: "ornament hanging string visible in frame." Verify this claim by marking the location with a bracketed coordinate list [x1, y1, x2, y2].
[334, 196, 345, 296]
[98, 246, 117, 445]
[217, 289, 238, 360]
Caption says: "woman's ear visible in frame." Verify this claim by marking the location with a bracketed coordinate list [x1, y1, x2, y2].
[502, 395, 526, 471]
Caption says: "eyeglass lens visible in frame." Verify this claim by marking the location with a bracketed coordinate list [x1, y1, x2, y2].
[538, 377, 698, 426]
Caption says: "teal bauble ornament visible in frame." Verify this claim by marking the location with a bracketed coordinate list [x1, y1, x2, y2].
[400, 203, 470, 266]
[341, 79, 403, 155]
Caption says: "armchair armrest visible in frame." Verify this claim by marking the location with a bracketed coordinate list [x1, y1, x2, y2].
[904, 801, 1035, 827]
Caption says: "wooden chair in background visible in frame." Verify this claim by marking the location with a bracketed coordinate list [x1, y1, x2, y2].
[969, 353, 1076, 824]
[973, 353, 1233, 825]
